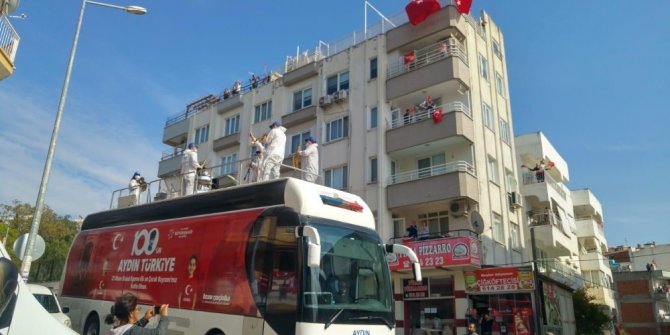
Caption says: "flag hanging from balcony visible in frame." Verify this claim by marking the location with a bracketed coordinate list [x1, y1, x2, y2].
[456, 0, 473, 14]
[432, 107, 443, 123]
[405, 0, 441, 26]
[404, 50, 416, 64]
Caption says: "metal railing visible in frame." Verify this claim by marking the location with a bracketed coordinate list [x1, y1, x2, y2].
[110, 157, 320, 209]
[387, 38, 468, 79]
[160, 146, 185, 161]
[0, 15, 20, 64]
[529, 211, 567, 235]
[388, 160, 475, 185]
[389, 101, 471, 129]
[521, 171, 567, 200]
[537, 259, 584, 289]
[389, 228, 478, 244]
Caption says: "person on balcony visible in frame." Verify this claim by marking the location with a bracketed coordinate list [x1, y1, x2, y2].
[406, 222, 418, 240]
[232, 81, 241, 95]
[223, 88, 231, 99]
[418, 220, 430, 240]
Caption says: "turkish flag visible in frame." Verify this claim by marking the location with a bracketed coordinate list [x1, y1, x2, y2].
[405, 0, 441, 26]
[432, 108, 443, 123]
[456, 0, 473, 14]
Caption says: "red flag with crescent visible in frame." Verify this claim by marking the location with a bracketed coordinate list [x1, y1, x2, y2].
[456, 0, 473, 14]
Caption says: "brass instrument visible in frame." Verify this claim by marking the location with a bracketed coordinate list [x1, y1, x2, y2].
[138, 177, 148, 192]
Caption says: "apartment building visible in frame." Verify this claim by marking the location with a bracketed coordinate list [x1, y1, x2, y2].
[515, 132, 583, 335]
[613, 270, 670, 335]
[572, 189, 617, 321]
[0, 1, 21, 80]
[157, 4, 528, 335]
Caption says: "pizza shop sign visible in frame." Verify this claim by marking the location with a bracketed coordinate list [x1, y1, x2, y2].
[387, 236, 481, 271]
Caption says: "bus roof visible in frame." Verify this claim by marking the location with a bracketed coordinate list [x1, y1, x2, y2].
[82, 178, 374, 231]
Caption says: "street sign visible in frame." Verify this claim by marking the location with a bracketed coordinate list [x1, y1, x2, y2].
[13, 233, 45, 261]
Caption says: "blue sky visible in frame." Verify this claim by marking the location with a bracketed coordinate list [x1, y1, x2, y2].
[1, 1, 668, 247]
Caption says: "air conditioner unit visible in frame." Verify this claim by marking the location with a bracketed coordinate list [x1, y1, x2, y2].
[510, 191, 522, 209]
[319, 95, 333, 107]
[334, 90, 348, 102]
[450, 198, 469, 217]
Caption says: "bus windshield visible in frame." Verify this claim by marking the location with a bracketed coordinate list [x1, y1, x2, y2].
[300, 220, 393, 327]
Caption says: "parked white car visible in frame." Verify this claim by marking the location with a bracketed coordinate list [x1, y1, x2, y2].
[27, 284, 72, 328]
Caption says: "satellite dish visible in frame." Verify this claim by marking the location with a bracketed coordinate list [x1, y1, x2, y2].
[13, 233, 45, 261]
[1, 0, 20, 14]
[469, 211, 485, 234]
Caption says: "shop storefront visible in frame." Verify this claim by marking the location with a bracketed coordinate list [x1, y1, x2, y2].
[464, 266, 537, 335]
[389, 234, 481, 335]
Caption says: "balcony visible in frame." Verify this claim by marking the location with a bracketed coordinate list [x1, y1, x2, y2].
[0, 15, 20, 81]
[282, 61, 319, 87]
[529, 212, 573, 255]
[576, 217, 605, 242]
[580, 250, 611, 272]
[386, 39, 469, 100]
[521, 171, 567, 201]
[216, 93, 243, 114]
[157, 151, 182, 178]
[537, 259, 584, 290]
[162, 115, 189, 146]
[212, 133, 241, 152]
[386, 161, 477, 209]
[586, 286, 615, 307]
[386, 102, 473, 153]
[388, 230, 481, 271]
[282, 105, 317, 128]
[385, 5, 466, 53]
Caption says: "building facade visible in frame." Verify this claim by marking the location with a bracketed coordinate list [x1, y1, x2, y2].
[613, 270, 670, 335]
[157, 4, 531, 335]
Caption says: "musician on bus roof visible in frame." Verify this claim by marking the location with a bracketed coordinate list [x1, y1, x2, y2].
[128, 171, 146, 204]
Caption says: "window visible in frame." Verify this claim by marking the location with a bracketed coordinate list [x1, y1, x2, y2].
[254, 100, 272, 123]
[482, 103, 494, 130]
[325, 166, 348, 190]
[418, 211, 449, 236]
[194, 124, 209, 144]
[505, 169, 517, 192]
[370, 58, 378, 79]
[326, 116, 349, 142]
[288, 131, 311, 154]
[478, 54, 489, 81]
[220, 153, 238, 175]
[326, 71, 350, 95]
[369, 106, 378, 129]
[417, 153, 446, 178]
[292, 88, 312, 112]
[510, 222, 520, 249]
[492, 213, 504, 243]
[224, 114, 240, 136]
[487, 156, 499, 184]
[495, 73, 505, 97]
[492, 40, 502, 59]
[369, 157, 378, 183]
[499, 118, 510, 144]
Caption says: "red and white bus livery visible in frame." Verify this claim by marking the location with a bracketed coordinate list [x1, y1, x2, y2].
[61, 178, 421, 335]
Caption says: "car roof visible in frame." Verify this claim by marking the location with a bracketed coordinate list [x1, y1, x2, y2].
[26, 284, 55, 295]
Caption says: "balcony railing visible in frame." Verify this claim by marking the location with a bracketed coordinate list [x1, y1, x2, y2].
[529, 211, 567, 234]
[388, 160, 475, 185]
[389, 228, 478, 244]
[387, 38, 467, 79]
[0, 15, 20, 64]
[389, 101, 471, 129]
[521, 171, 567, 200]
[537, 259, 584, 289]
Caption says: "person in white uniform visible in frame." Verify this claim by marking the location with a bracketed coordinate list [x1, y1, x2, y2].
[128, 172, 144, 203]
[181, 143, 202, 195]
[261, 121, 286, 181]
[298, 136, 319, 183]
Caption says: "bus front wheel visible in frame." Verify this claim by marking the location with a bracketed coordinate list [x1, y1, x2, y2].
[83, 314, 100, 335]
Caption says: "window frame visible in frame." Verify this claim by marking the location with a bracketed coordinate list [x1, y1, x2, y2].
[368, 106, 378, 129]
[492, 40, 502, 60]
[292, 87, 313, 112]
[487, 155, 499, 184]
[495, 72, 505, 97]
[288, 131, 311, 155]
[224, 114, 240, 136]
[510, 221, 520, 250]
[254, 100, 273, 123]
[326, 71, 350, 95]
[369, 58, 378, 80]
[478, 53, 489, 82]
[499, 118, 510, 144]
[325, 116, 349, 143]
[220, 153, 238, 175]
[324, 165, 348, 190]
[482, 103, 495, 130]
[492, 212, 504, 243]
[195, 124, 209, 145]
[369, 157, 378, 183]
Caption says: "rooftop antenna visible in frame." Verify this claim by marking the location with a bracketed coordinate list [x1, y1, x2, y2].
[364, 1, 396, 38]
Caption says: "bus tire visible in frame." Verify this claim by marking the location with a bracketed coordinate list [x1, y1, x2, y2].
[205, 329, 224, 335]
[83, 313, 100, 335]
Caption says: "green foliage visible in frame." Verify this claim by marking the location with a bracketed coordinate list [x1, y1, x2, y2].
[1, 200, 80, 282]
[573, 288, 611, 335]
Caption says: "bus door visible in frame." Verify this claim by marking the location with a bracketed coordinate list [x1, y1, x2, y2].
[247, 208, 300, 335]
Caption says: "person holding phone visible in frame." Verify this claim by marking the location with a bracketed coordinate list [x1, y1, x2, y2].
[104, 292, 169, 335]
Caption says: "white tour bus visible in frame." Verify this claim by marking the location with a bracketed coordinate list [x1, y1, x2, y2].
[60, 178, 421, 335]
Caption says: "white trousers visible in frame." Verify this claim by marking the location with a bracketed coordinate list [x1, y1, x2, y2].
[262, 154, 282, 181]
